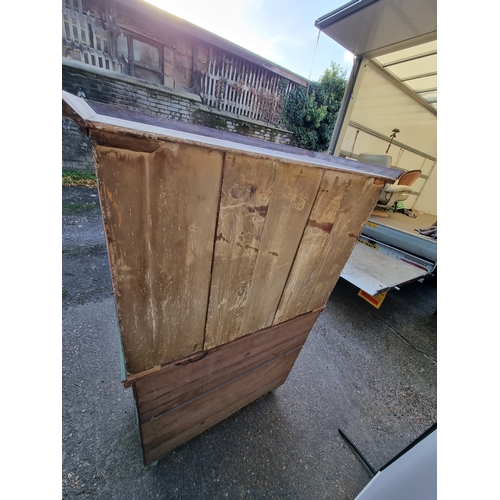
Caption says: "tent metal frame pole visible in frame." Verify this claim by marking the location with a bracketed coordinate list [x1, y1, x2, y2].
[327, 55, 362, 155]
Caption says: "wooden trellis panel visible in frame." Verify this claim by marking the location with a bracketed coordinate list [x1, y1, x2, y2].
[62, 0, 121, 72]
[201, 50, 297, 126]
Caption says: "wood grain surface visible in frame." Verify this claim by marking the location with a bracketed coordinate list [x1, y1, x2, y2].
[134, 309, 321, 422]
[140, 348, 302, 464]
[204, 153, 277, 349]
[94, 142, 223, 374]
[274, 173, 384, 324]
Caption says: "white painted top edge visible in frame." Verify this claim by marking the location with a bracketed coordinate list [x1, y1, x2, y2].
[62, 90, 98, 122]
[63, 91, 398, 180]
[93, 114, 399, 179]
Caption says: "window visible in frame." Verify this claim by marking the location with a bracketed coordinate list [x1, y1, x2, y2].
[118, 32, 163, 85]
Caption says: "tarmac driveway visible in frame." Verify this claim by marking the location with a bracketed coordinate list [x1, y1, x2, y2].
[62, 185, 437, 499]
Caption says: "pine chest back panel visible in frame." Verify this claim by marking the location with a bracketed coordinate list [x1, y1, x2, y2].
[63, 91, 400, 378]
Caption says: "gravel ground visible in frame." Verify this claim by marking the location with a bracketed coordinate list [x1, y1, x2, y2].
[62, 185, 437, 499]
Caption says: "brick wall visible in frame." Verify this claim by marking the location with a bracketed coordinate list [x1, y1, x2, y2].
[62, 59, 296, 172]
[62, 118, 94, 172]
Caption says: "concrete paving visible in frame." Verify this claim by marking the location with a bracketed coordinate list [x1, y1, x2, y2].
[62, 186, 437, 499]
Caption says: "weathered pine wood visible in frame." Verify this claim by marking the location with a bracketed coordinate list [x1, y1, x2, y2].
[274, 174, 385, 323]
[143, 143, 223, 366]
[94, 142, 223, 374]
[89, 128, 163, 153]
[239, 164, 323, 334]
[134, 309, 321, 422]
[140, 348, 302, 465]
[94, 146, 152, 375]
[204, 153, 277, 350]
[303, 177, 385, 311]
[273, 170, 353, 323]
[63, 91, 398, 378]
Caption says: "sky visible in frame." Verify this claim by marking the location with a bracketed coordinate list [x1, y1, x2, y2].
[145, 0, 353, 81]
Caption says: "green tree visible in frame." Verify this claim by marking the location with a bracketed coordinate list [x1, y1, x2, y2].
[281, 62, 347, 151]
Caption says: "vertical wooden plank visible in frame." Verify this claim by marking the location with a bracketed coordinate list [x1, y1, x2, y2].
[223, 53, 230, 112]
[218, 52, 223, 108]
[210, 48, 216, 106]
[258, 71, 268, 120]
[248, 68, 258, 120]
[212, 54, 218, 107]
[75, 4, 84, 59]
[249, 67, 258, 118]
[215, 53, 221, 109]
[222, 54, 228, 111]
[212, 52, 218, 105]
[240, 63, 247, 116]
[246, 64, 254, 116]
[236, 60, 245, 116]
[102, 30, 109, 56]
[94, 142, 224, 375]
[145, 143, 224, 368]
[204, 56, 211, 105]
[255, 69, 264, 120]
[95, 24, 100, 52]
[204, 153, 277, 350]
[94, 146, 152, 374]
[274, 170, 359, 324]
[96, 24, 102, 53]
[251, 70, 260, 120]
[201, 52, 208, 103]
[215, 53, 221, 108]
[91, 14, 98, 60]
[62, 12, 69, 44]
[207, 75, 212, 107]
[240, 163, 323, 334]
[108, 19, 117, 61]
[233, 57, 240, 114]
[208, 48, 215, 106]
[303, 176, 384, 311]
[231, 57, 238, 114]
[233, 59, 239, 115]
[242, 64, 252, 117]
[71, 14, 78, 43]
[228, 55, 234, 112]
[219, 53, 227, 111]
[226, 56, 233, 114]
[79, 16, 87, 47]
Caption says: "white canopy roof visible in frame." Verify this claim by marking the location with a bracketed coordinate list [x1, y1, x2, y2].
[315, 0, 437, 109]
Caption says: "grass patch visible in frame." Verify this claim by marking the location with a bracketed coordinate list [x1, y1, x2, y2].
[62, 170, 97, 188]
[62, 202, 100, 215]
